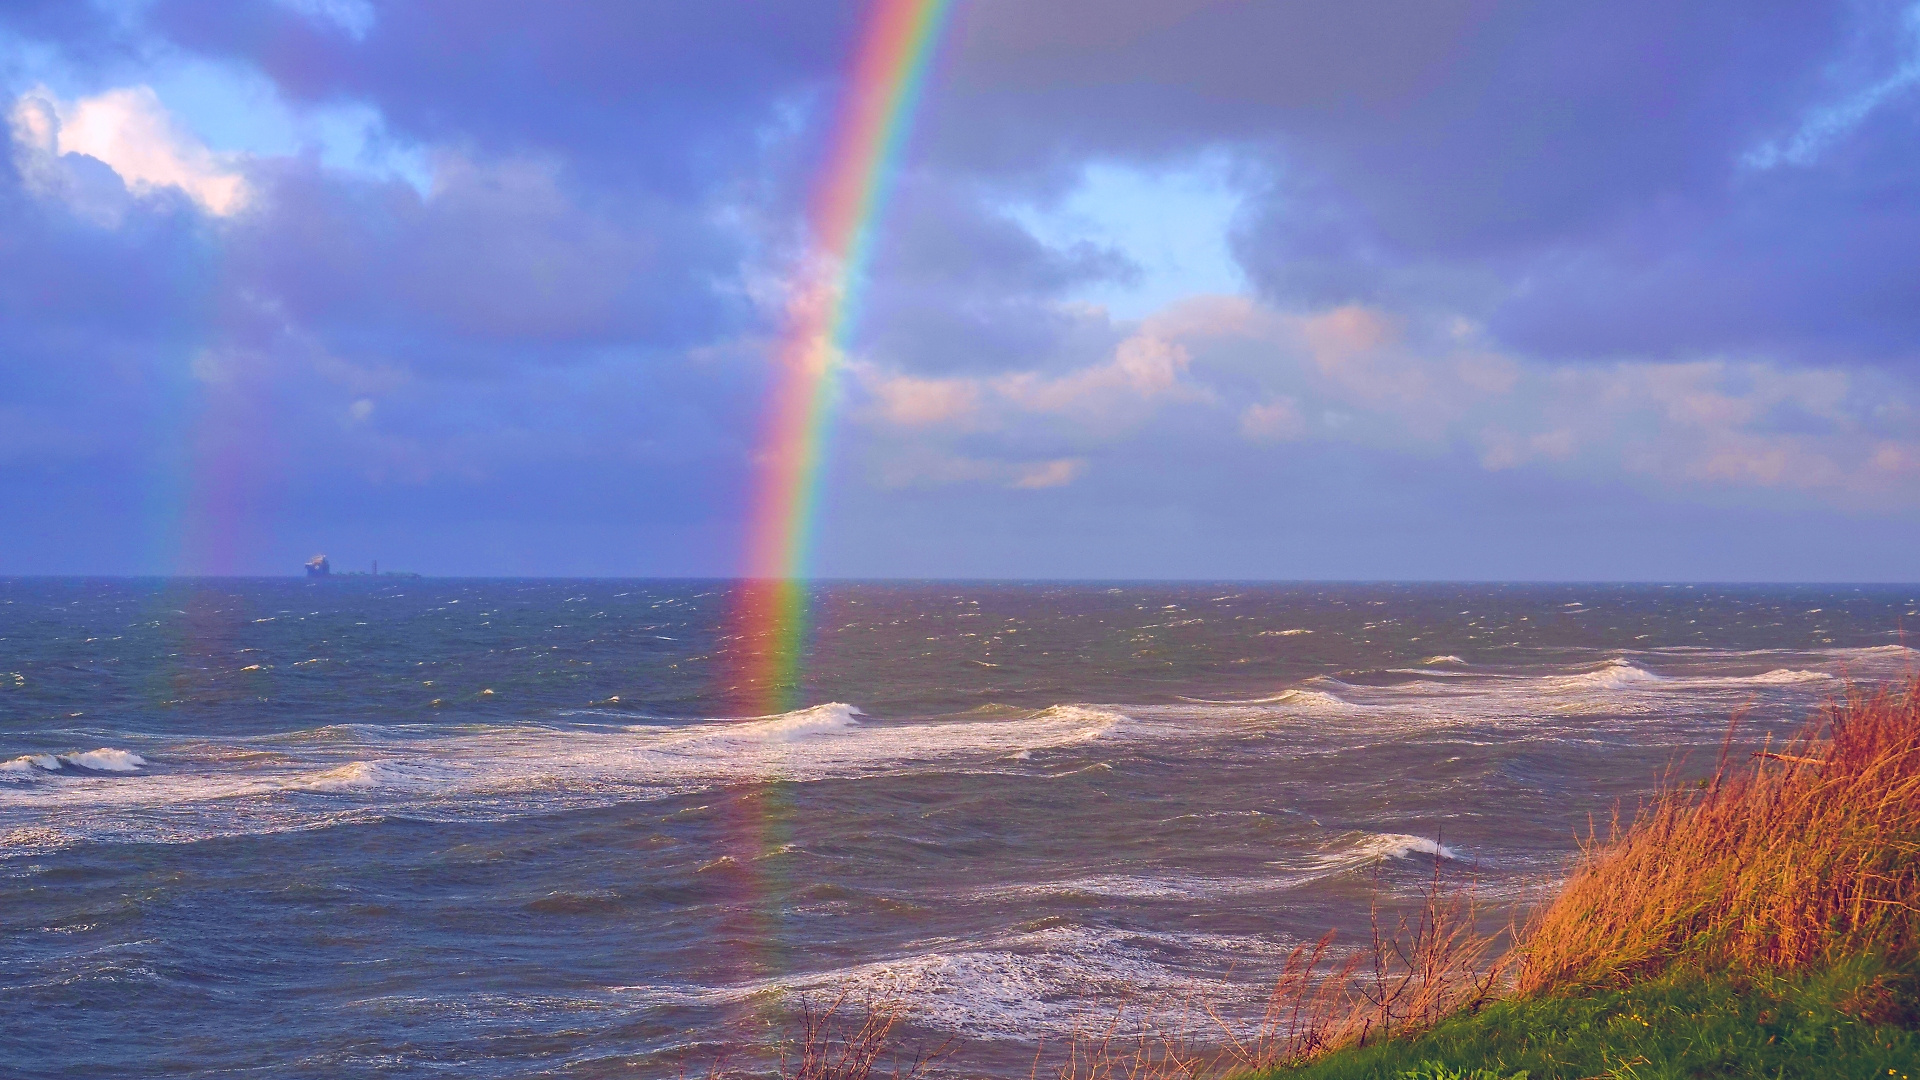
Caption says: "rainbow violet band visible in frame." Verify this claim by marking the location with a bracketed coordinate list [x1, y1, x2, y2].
[731, 0, 954, 716]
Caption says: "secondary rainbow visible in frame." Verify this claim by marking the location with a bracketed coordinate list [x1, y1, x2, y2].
[731, 0, 954, 714]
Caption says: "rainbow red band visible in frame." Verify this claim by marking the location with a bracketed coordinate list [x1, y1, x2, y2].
[731, 0, 954, 715]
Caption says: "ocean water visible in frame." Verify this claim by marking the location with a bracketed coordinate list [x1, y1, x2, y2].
[3, 579, 1916, 1077]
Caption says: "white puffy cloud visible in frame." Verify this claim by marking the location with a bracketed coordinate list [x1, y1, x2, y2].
[849, 290, 1920, 507]
[8, 86, 249, 218]
[858, 324, 1208, 436]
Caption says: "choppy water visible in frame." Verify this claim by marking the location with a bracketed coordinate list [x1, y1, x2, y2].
[3, 579, 1916, 1077]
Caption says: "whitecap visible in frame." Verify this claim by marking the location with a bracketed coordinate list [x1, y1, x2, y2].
[1, 754, 63, 776]
[980, 872, 1293, 903]
[61, 749, 146, 772]
[1309, 832, 1459, 871]
[613, 924, 1296, 1042]
[1259, 687, 1356, 710]
[1549, 658, 1662, 692]
[1731, 668, 1832, 686]
[1176, 685, 1361, 710]
[707, 702, 864, 744]
[1025, 704, 1127, 743]
[289, 759, 465, 793]
[1421, 655, 1468, 666]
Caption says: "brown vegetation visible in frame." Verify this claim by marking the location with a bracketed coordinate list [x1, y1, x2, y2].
[1517, 676, 1920, 994]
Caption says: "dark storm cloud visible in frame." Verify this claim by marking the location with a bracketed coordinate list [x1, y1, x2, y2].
[929, 0, 1913, 366]
[147, 0, 860, 191]
[3, 0, 1919, 576]
[1482, 101, 1920, 363]
[0, 151, 215, 457]
[854, 170, 1136, 376]
[228, 156, 743, 375]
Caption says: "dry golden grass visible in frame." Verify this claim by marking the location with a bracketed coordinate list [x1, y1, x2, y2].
[1517, 676, 1920, 995]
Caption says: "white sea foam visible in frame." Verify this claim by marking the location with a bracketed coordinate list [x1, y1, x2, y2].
[1550, 658, 1663, 692]
[981, 872, 1296, 903]
[1025, 704, 1127, 743]
[2, 754, 63, 776]
[1211, 687, 1357, 710]
[62, 749, 146, 772]
[7, 749, 147, 777]
[613, 924, 1297, 1041]
[705, 702, 863, 743]
[290, 759, 467, 793]
[0, 701, 1152, 852]
[1734, 668, 1833, 685]
[1421, 655, 1468, 666]
[1309, 832, 1459, 871]
[0, 642, 1871, 854]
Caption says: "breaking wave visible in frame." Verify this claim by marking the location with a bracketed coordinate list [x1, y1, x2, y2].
[702, 702, 864, 743]
[1310, 832, 1460, 871]
[1, 748, 146, 778]
[0, 641, 1887, 856]
[0, 702, 1152, 854]
[1549, 658, 1663, 692]
[291, 759, 469, 793]
[613, 923, 1296, 1042]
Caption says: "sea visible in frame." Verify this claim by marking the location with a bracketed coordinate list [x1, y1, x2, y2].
[3, 579, 1916, 1078]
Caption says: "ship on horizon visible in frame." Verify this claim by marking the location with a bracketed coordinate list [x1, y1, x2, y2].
[305, 554, 420, 579]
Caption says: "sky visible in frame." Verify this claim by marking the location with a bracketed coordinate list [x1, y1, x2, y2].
[3, 0, 1920, 580]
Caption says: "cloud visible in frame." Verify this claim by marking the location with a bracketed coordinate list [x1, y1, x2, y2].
[1744, 6, 1920, 169]
[1011, 457, 1084, 488]
[860, 327, 1205, 435]
[1240, 397, 1304, 442]
[995, 332, 1198, 416]
[857, 288, 1920, 508]
[4, 0, 1920, 577]
[871, 374, 980, 427]
[870, 448, 1087, 490]
[9, 86, 249, 217]
[272, 0, 375, 40]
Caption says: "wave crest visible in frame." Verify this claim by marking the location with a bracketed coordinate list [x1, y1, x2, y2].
[2, 748, 145, 778]
[1311, 832, 1460, 871]
[1551, 658, 1662, 692]
[709, 702, 864, 744]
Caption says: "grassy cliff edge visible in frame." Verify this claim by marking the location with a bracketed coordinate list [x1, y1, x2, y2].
[1254, 677, 1920, 1079]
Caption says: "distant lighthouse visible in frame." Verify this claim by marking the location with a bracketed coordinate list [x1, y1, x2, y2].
[305, 555, 331, 577]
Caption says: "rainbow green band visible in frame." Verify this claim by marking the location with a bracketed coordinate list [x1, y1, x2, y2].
[733, 0, 954, 714]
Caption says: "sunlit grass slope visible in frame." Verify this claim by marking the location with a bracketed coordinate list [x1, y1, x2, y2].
[1272, 957, 1918, 1079]
[1263, 677, 1920, 1078]
[1520, 678, 1920, 992]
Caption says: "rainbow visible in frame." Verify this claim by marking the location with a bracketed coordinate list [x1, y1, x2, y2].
[730, 0, 954, 715]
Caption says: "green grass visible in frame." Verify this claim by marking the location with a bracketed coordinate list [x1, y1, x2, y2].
[1256, 957, 1920, 1080]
